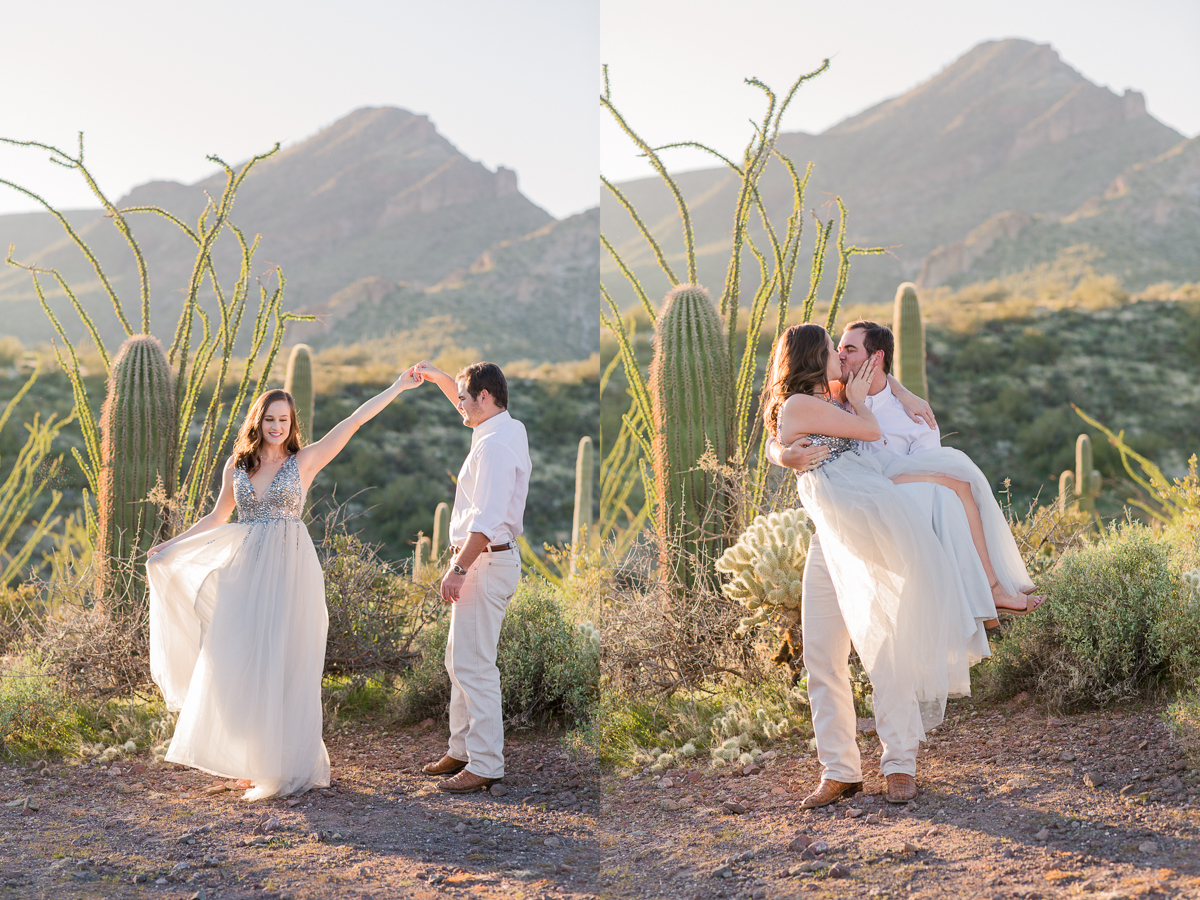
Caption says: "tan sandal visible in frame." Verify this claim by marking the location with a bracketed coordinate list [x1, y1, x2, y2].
[992, 581, 1045, 615]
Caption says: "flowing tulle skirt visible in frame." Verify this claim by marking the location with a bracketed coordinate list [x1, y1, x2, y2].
[148, 519, 330, 800]
[796, 451, 998, 743]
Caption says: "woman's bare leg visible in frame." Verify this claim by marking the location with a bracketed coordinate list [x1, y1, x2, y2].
[891, 474, 1041, 613]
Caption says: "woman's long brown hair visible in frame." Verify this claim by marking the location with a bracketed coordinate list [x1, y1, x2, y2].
[761, 324, 831, 436]
[233, 390, 303, 473]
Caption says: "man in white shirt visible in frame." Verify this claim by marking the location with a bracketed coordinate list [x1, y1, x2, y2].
[770, 321, 995, 807]
[414, 361, 532, 793]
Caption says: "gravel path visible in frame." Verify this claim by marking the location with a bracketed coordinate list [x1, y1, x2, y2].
[1, 695, 1197, 899]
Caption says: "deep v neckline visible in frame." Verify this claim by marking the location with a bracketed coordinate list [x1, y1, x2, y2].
[247, 455, 293, 503]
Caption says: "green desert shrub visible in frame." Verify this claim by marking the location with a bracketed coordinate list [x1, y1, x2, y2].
[1154, 562, 1200, 689]
[0, 656, 82, 756]
[1167, 693, 1200, 768]
[980, 524, 1180, 710]
[396, 577, 599, 727]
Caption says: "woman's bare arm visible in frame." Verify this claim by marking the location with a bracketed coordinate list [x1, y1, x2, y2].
[296, 368, 422, 487]
[777, 394, 882, 445]
[147, 457, 239, 557]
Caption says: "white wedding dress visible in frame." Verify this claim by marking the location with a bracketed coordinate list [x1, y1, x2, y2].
[147, 454, 330, 800]
[795, 423, 1032, 744]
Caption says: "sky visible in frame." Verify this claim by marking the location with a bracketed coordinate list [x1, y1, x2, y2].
[0, 0, 598, 220]
[601, 0, 1200, 183]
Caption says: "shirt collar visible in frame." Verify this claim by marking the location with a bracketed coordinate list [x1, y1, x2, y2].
[472, 409, 511, 443]
[864, 379, 893, 409]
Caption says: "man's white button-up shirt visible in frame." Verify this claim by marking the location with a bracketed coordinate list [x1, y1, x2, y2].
[449, 410, 532, 546]
[861, 380, 941, 456]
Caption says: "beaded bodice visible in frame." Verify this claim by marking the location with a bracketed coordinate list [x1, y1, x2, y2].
[234, 455, 304, 523]
[800, 399, 860, 471]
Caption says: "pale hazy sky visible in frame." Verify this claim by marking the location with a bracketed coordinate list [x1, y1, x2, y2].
[601, 0, 1200, 183]
[0, 0, 598, 219]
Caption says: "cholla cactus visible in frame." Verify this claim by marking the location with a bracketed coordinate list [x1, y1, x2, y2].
[1183, 568, 1200, 605]
[716, 508, 811, 633]
[708, 700, 788, 761]
[789, 669, 811, 708]
[578, 621, 602, 654]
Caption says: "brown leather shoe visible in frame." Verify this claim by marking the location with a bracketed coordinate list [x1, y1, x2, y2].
[437, 769, 500, 793]
[799, 779, 863, 809]
[885, 772, 917, 804]
[422, 755, 467, 777]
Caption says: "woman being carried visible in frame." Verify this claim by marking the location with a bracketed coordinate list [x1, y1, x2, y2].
[147, 369, 423, 800]
[781, 318, 1042, 616]
[765, 324, 1032, 734]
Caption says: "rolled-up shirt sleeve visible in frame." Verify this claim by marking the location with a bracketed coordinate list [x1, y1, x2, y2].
[461, 444, 518, 542]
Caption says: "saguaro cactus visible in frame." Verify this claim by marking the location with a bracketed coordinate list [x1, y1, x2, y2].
[893, 282, 928, 400]
[1057, 434, 1101, 514]
[649, 284, 734, 590]
[1058, 470, 1076, 515]
[570, 436, 595, 574]
[1074, 434, 1101, 513]
[96, 335, 178, 607]
[433, 501, 451, 560]
[284, 344, 315, 443]
[414, 535, 432, 578]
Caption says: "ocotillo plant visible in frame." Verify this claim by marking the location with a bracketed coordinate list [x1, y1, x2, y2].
[893, 283, 928, 400]
[433, 502, 451, 560]
[600, 64, 885, 548]
[0, 362, 66, 585]
[649, 284, 734, 589]
[2, 133, 314, 550]
[95, 335, 178, 607]
[284, 344, 315, 443]
[570, 436, 595, 575]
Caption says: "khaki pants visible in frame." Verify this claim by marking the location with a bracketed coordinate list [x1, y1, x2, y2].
[444, 549, 521, 779]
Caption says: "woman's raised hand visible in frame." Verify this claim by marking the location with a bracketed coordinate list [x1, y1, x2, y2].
[843, 356, 878, 410]
[395, 366, 423, 390]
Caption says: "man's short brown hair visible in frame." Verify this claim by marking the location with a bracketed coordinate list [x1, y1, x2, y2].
[456, 362, 508, 409]
[843, 320, 894, 375]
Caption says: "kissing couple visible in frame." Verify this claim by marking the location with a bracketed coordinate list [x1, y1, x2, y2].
[764, 319, 1042, 806]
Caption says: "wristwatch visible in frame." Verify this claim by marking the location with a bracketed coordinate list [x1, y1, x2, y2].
[451, 562, 468, 576]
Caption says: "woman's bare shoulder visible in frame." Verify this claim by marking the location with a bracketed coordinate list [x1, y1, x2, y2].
[780, 393, 825, 412]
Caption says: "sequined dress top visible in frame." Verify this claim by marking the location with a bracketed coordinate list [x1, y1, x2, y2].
[802, 399, 861, 471]
[234, 454, 304, 522]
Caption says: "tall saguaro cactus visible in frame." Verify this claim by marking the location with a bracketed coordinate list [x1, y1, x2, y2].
[649, 284, 734, 589]
[284, 344, 315, 443]
[433, 502, 451, 560]
[571, 436, 595, 575]
[893, 282, 928, 400]
[96, 335, 178, 607]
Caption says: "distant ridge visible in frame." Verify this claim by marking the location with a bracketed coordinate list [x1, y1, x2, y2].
[921, 135, 1200, 289]
[602, 39, 1184, 312]
[0, 107, 587, 362]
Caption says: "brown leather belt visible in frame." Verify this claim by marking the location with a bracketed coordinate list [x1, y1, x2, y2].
[450, 541, 517, 555]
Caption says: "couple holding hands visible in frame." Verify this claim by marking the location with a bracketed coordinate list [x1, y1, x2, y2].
[147, 359, 530, 800]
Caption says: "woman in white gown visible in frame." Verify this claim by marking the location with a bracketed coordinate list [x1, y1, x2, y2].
[147, 369, 423, 800]
[765, 323, 1035, 734]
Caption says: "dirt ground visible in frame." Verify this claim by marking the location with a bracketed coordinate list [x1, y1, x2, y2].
[1, 693, 1198, 900]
